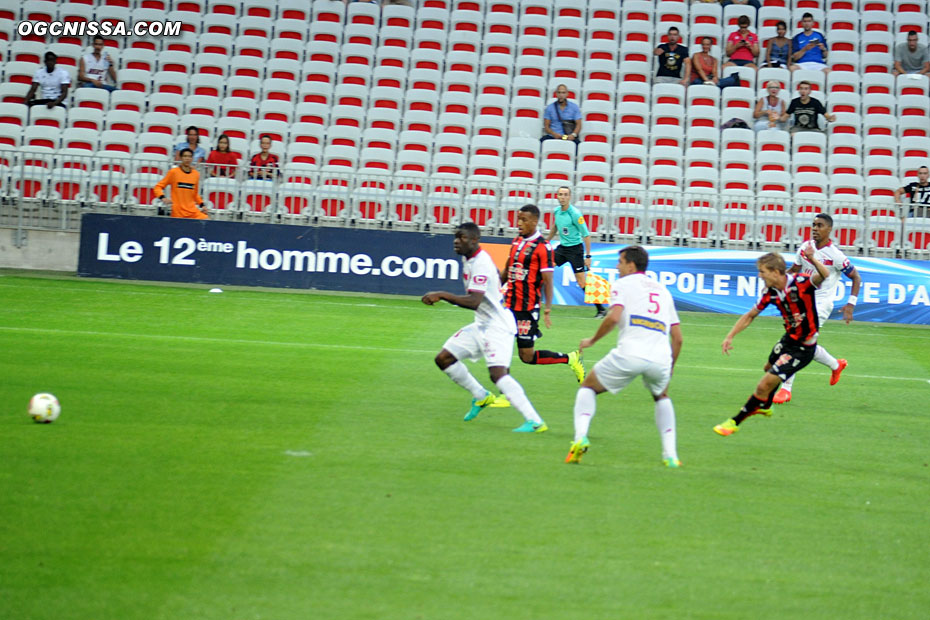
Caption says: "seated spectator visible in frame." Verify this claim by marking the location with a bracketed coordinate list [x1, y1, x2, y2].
[690, 38, 742, 88]
[174, 126, 207, 163]
[205, 134, 240, 177]
[780, 81, 835, 134]
[764, 21, 793, 69]
[24, 52, 70, 109]
[894, 166, 930, 220]
[541, 83, 582, 144]
[654, 27, 691, 86]
[248, 134, 280, 180]
[753, 80, 788, 132]
[78, 35, 117, 92]
[893, 31, 930, 77]
[791, 13, 829, 73]
[723, 16, 759, 71]
[153, 148, 209, 220]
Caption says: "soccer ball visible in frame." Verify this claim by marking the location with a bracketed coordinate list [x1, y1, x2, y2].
[29, 393, 60, 424]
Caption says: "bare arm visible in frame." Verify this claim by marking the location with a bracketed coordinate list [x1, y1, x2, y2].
[802, 245, 830, 286]
[541, 270, 554, 329]
[78, 57, 89, 83]
[422, 289, 484, 311]
[722, 306, 761, 354]
[25, 82, 38, 102]
[753, 97, 765, 119]
[579, 304, 622, 352]
[52, 82, 69, 107]
[669, 323, 683, 369]
[842, 266, 862, 324]
[543, 117, 560, 139]
[680, 57, 691, 84]
[572, 117, 582, 139]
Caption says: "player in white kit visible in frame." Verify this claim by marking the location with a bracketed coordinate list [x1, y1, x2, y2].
[565, 246, 684, 467]
[422, 222, 548, 433]
[772, 213, 862, 404]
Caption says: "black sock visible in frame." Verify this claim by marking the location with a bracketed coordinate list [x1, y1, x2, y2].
[534, 350, 569, 365]
[734, 394, 765, 425]
[595, 303, 605, 312]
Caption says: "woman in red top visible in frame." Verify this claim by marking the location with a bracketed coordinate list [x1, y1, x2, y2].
[248, 134, 279, 180]
[205, 134, 240, 177]
[691, 37, 719, 85]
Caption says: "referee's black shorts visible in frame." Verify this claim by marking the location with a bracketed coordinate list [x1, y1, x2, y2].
[554, 243, 585, 273]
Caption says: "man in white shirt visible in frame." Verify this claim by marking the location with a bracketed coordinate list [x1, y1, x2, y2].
[25, 52, 70, 109]
[565, 246, 684, 467]
[423, 222, 548, 433]
[78, 35, 117, 92]
[772, 213, 860, 403]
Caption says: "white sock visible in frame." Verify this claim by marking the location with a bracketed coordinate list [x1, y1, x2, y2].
[495, 375, 542, 424]
[573, 387, 597, 441]
[654, 397, 678, 461]
[782, 374, 795, 392]
[442, 362, 487, 400]
[814, 345, 839, 370]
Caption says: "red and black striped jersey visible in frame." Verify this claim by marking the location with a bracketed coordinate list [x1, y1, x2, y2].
[504, 232, 554, 312]
[755, 273, 820, 345]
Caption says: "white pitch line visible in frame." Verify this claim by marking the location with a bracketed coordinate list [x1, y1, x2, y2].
[0, 325, 927, 384]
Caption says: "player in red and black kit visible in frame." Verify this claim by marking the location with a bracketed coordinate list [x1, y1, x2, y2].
[713, 249, 830, 436]
[501, 205, 585, 383]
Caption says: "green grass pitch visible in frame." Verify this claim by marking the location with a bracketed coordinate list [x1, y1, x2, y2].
[1, 271, 928, 619]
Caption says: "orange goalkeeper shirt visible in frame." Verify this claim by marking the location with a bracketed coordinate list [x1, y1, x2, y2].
[153, 166, 206, 219]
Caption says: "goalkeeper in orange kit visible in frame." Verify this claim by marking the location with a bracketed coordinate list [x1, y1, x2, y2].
[153, 148, 209, 219]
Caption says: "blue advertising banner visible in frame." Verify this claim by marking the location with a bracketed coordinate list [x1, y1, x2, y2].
[552, 244, 930, 326]
[78, 214, 466, 295]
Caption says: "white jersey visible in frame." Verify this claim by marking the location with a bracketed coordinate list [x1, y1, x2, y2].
[463, 249, 516, 334]
[82, 52, 113, 85]
[609, 273, 680, 363]
[32, 66, 71, 99]
[795, 240, 852, 301]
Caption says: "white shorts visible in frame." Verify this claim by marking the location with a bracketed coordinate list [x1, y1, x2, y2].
[592, 350, 672, 396]
[443, 323, 515, 368]
[796, 61, 827, 71]
[816, 298, 834, 323]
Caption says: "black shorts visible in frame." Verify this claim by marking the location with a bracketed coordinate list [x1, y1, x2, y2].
[767, 335, 816, 382]
[554, 243, 586, 273]
[512, 309, 542, 348]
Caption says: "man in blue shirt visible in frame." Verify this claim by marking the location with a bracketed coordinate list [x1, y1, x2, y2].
[791, 13, 829, 73]
[542, 84, 582, 145]
[545, 186, 606, 317]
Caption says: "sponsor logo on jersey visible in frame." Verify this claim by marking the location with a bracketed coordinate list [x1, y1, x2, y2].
[630, 315, 667, 334]
[473, 274, 487, 285]
[509, 264, 527, 281]
[178, 182, 195, 189]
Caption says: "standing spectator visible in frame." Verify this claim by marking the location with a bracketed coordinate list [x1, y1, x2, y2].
[153, 148, 209, 219]
[77, 35, 117, 92]
[654, 27, 691, 86]
[205, 134, 240, 178]
[541, 84, 582, 145]
[791, 13, 829, 73]
[24, 52, 70, 109]
[723, 16, 760, 71]
[248, 134, 280, 180]
[764, 21, 793, 69]
[780, 81, 835, 134]
[894, 166, 930, 221]
[893, 31, 930, 77]
[174, 126, 207, 163]
[753, 80, 788, 132]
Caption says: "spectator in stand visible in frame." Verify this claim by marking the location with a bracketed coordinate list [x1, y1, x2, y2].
[153, 148, 209, 219]
[174, 126, 207, 163]
[764, 21, 793, 69]
[753, 80, 788, 132]
[894, 166, 930, 220]
[24, 52, 70, 109]
[205, 134, 240, 178]
[248, 134, 280, 180]
[723, 16, 759, 71]
[791, 13, 829, 73]
[780, 81, 835, 134]
[691, 37, 742, 88]
[541, 84, 582, 145]
[893, 31, 930, 77]
[654, 27, 691, 86]
[723, 0, 760, 12]
[77, 35, 117, 92]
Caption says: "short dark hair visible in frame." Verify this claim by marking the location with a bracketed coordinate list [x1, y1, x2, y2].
[908, 30, 919, 37]
[919, 165, 929, 172]
[557, 185, 571, 195]
[802, 12, 814, 20]
[814, 213, 833, 228]
[668, 27, 679, 35]
[776, 20, 787, 30]
[519, 204, 540, 219]
[620, 245, 649, 271]
[259, 133, 272, 141]
[737, 16, 750, 26]
[701, 36, 712, 44]
[92, 35, 105, 43]
[44, 51, 57, 61]
[456, 221, 480, 239]
[179, 148, 193, 158]
[797, 80, 812, 88]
